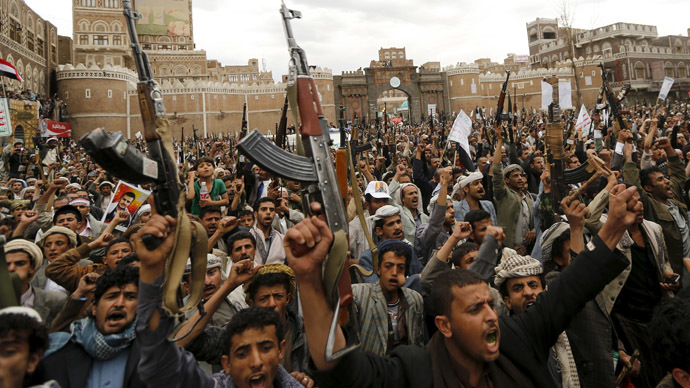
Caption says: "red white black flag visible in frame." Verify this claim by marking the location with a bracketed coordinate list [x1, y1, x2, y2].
[0, 59, 22, 82]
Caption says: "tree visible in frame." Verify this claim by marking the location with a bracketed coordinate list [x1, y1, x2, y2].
[557, 0, 582, 108]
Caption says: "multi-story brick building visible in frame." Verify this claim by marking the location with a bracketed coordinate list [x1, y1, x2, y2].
[527, 18, 690, 101]
[0, 0, 59, 95]
[59, 0, 335, 139]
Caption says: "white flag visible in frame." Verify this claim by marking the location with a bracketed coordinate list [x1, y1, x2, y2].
[658, 77, 675, 101]
[449, 110, 472, 155]
[575, 104, 592, 137]
[541, 79, 573, 110]
[135, 131, 142, 139]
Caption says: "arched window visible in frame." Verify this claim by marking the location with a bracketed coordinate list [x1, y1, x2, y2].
[93, 22, 108, 32]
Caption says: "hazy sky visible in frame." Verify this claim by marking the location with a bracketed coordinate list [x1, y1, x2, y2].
[26, 0, 690, 79]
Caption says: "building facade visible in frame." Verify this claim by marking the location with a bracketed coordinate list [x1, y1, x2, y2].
[0, 0, 58, 95]
[527, 18, 690, 101]
[59, 0, 335, 139]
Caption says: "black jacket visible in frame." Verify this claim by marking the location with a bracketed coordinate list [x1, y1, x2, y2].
[34, 340, 146, 388]
[313, 236, 628, 388]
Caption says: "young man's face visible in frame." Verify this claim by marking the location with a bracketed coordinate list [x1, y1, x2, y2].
[230, 239, 256, 263]
[366, 197, 389, 215]
[444, 207, 456, 227]
[201, 211, 221, 236]
[5, 251, 34, 286]
[222, 326, 285, 388]
[56, 213, 82, 232]
[437, 284, 500, 366]
[74, 203, 90, 217]
[401, 186, 419, 211]
[375, 215, 404, 241]
[43, 234, 71, 262]
[645, 171, 672, 200]
[100, 185, 112, 195]
[250, 284, 291, 319]
[239, 214, 255, 228]
[505, 170, 525, 191]
[203, 267, 223, 300]
[470, 218, 492, 244]
[11, 182, 22, 193]
[530, 156, 545, 174]
[464, 180, 485, 200]
[255, 202, 275, 228]
[11, 206, 24, 218]
[104, 242, 132, 270]
[118, 195, 134, 210]
[197, 161, 214, 178]
[457, 250, 478, 270]
[376, 252, 406, 294]
[92, 283, 138, 335]
[503, 275, 544, 314]
[0, 332, 41, 388]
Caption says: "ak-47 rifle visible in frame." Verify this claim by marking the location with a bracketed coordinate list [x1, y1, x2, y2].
[496, 71, 511, 124]
[599, 63, 631, 133]
[544, 76, 568, 211]
[338, 105, 346, 147]
[276, 95, 289, 149]
[240, 102, 248, 139]
[237, 2, 360, 361]
[80, 0, 207, 326]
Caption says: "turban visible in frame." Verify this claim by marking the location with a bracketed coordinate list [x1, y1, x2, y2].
[427, 194, 453, 214]
[503, 164, 524, 178]
[0, 306, 42, 323]
[99, 181, 114, 188]
[494, 247, 543, 287]
[5, 239, 44, 278]
[369, 205, 400, 221]
[40, 226, 78, 248]
[539, 222, 570, 263]
[459, 171, 483, 189]
[185, 253, 223, 274]
[69, 199, 90, 207]
[9, 200, 29, 211]
[244, 264, 296, 304]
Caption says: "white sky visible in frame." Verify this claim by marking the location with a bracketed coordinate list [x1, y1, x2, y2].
[25, 0, 690, 79]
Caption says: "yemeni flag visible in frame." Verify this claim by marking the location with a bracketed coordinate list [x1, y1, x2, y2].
[0, 59, 22, 82]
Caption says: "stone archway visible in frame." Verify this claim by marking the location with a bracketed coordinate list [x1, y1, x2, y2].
[334, 64, 447, 126]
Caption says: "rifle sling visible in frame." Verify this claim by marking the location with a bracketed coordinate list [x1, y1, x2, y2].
[346, 142, 377, 277]
[286, 83, 306, 157]
[154, 118, 209, 320]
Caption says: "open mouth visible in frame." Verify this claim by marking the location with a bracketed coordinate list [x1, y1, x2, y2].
[486, 328, 498, 347]
[107, 311, 126, 322]
[248, 374, 267, 388]
[525, 299, 536, 309]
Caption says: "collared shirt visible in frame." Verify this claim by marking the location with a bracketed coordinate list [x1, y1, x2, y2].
[79, 219, 92, 237]
[20, 285, 35, 308]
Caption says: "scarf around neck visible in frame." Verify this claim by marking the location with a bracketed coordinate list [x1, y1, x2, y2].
[46, 317, 136, 361]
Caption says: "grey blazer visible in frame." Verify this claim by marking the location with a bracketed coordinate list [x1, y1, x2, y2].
[32, 287, 67, 327]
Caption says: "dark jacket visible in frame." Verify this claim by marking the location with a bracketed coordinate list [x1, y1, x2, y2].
[312, 235, 628, 388]
[34, 340, 145, 388]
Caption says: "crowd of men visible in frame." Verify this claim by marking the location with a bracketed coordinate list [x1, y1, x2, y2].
[2, 100, 690, 388]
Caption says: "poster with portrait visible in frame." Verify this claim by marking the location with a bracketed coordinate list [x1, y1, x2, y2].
[100, 181, 151, 232]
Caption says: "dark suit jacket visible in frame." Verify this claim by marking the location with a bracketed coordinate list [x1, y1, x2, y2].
[35, 340, 146, 388]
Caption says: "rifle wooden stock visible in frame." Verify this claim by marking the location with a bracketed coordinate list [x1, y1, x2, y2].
[138, 84, 161, 142]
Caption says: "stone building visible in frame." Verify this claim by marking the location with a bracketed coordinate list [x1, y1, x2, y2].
[0, 0, 59, 95]
[527, 18, 690, 101]
[59, 0, 335, 139]
[334, 47, 601, 126]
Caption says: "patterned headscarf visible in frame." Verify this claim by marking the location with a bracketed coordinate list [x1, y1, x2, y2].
[494, 247, 543, 287]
